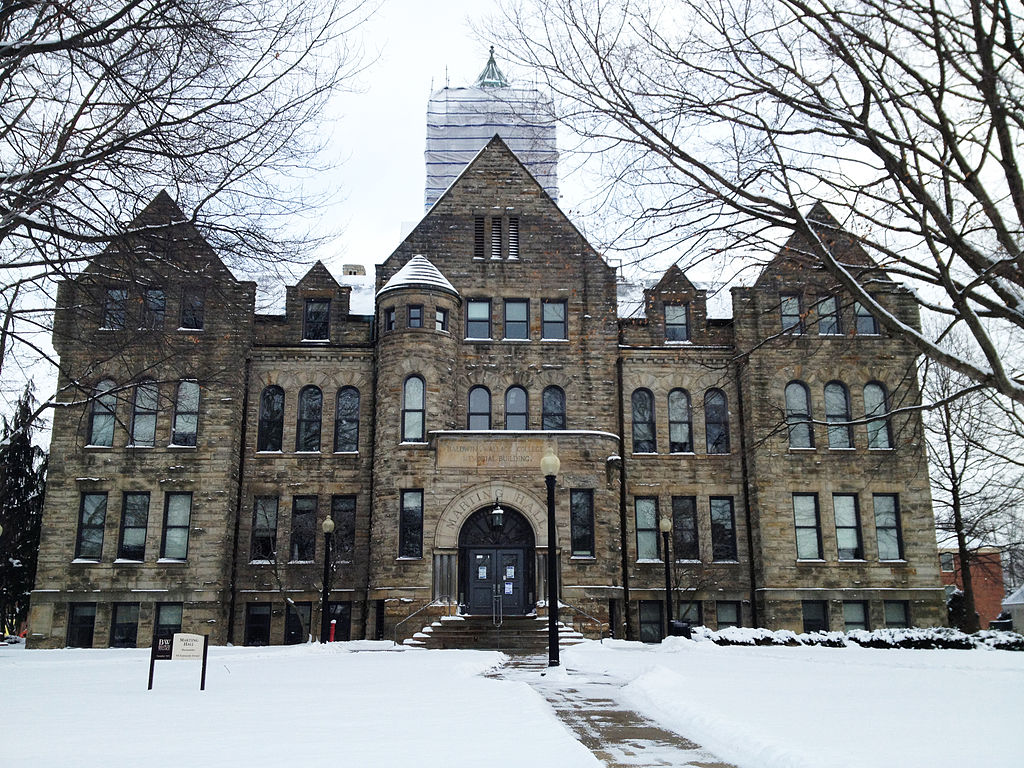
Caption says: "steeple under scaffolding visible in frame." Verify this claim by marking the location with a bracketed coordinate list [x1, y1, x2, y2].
[424, 47, 558, 210]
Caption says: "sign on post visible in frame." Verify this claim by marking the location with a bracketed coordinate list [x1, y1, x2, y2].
[148, 633, 210, 691]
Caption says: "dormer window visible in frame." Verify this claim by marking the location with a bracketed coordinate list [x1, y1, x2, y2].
[102, 288, 127, 329]
[181, 288, 205, 330]
[665, 304, 689, 341]
[303, 299, 330, 340]
[780, 294, 802, 333]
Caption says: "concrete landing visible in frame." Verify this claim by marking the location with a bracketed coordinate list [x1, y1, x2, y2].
[492, 656, 735, 768]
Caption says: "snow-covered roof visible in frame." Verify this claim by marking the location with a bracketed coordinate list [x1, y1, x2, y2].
[339, 272, 375, 315]
[1004, 583, 1024, 606]
[616, 277, 736, 320]
[377, 254, 459, 300]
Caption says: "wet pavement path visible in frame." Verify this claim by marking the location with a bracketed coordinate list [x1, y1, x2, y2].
[490, 655, 736, 768]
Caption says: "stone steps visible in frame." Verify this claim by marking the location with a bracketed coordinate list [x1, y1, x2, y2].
[403, 614, 586, 652]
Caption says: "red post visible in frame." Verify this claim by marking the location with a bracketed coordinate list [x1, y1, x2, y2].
[329, 619, 336, 642]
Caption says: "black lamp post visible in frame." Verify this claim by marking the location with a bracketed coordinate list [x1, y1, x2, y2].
[541, 447, 561, 666]
[320, 516, 335, 643]
[659, 515, 673, 640]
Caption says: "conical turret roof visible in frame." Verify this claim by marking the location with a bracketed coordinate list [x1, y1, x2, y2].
[377, 254, 459, 299]
[475, 46, 509, 88]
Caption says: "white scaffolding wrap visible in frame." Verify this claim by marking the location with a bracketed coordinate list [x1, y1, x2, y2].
[424, 85, 559, 209]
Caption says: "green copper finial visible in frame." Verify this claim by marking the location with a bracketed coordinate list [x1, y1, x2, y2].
[475, 45, 509, 88]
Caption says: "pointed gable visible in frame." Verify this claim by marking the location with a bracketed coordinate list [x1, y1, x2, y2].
[296, 260, 342, 292]
[284, 260, 350, 335]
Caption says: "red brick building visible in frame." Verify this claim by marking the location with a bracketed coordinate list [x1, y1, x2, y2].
[939, 547, 1005, 628]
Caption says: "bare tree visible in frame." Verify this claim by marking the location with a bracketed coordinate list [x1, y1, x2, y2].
[922, 332, 1024, 630]
[0, 0, 376, 421]
[495, 0, 1024, 407]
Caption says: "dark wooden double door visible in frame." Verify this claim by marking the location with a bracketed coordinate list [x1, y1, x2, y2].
[466, 547, 527, 615]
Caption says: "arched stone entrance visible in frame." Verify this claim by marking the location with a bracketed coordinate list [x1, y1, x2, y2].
[458, 506, 536, 615]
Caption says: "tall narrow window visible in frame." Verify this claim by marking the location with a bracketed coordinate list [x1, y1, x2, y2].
[473, 217, 485, 259]
[874, 494, 903, 560]
[118, 492, 150, 561]
[784, 381, 813, 449]
[75, 493, 108, 560]
[251, 496, 278, 561]
[635, 497, 660, 560]
[66, 604, 97, 648]
[542, 300, 568, 339]
[834, 494, 863, 560]
[130, 381, 158, 447]
[468, 386, 491, 430]
[793, 493, 822, 559]
[110, 603, 140, 648]
[864, 382, 893, 449]
[331, 495, 357, 560]
[570, 489, 595, 557]
[631, 389, 656, 453]
[383, 307, 396, 332]
[408, 305, 422, 329]
[284, 602, 312, 645]
[290, 496, 316, 561]
[161, 492, 191, 560]
[466, 299, 491, 339]
[542, 386, 566, 429]
[668, 389, 692, 452]
[490, 216, 502, 259]
[88, 379, 117, 447]
[665, 304, 689, 341]
[505, 386, 528, 430]
[705, 389, 730, 454]
[180, 288, 205, 330]
[303, 299, 330, 340]
[504, 299, 529, 340]
[824, 381, 853, 448]
[817, 295, 841, 335]
[854, 301, 879, 334]
[780, 294, 802, 332]
[402, 376, 425, 441]
[435, 308, 449, 332]
[508, 217, 519, 259]
[257, 386, 285, 452]
[639, 600, 663, 643]
[102, 288, 127, 329]
[244, 603, 272, 646]
[710, 496, 737, 561]
[172, 380, 199, 447]
[399, 489, 424, 558]
[671, 496, 699, 560]
[295, 386, 322, 452]
[142, 289, 166, 329]
[334, 386, 360, 452]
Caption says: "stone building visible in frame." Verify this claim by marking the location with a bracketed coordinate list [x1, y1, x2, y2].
[28, 135, 946, 648]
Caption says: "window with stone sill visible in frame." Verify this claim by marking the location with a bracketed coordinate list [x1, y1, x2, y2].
[109, 603, 139, 648]
[570, 489, 595, 557]
[468, 386, 491, 430]
[793, 493, 822, 560]
[631, 389, 656, 453]
[334, 386, 359, 452]
[466, 299, 491, 339]
[504, 299, 529, 340]
[435, 307, 448, 332]
[817, 295, 842, 335]
[142, 289, 166, 329]
[834, 494, 863, 560]
[824, 381, 853, 449]
[874, 494, 903, 560]
[542, 386, 566, 430]
[402, 376, 425, 442]
[331, 495, 357, 560]
[864, 382, 893, 449]
[668, 389, 692, 452]
[802, 600, 828, 633]
[180, 287, 205, 330]
[88, 379, 117, 447]
[383, 306, 396, 332]
[257, 385, 285, 452]
[161, 492, 192, 560]
[290, 495, 316, 561]
[541, 299, 568, 340]
[716, 601, 741, 628]
[665, 304, 689, 341]
[843, 601, 869, 631]
[635, 497, 660, 561]
[295, 385, 322, 452]
[102, 288, 127, 329]
[303, 298, 330, 340]
[884, 600, 910, 628]
[130, 381, 158, 447]
[154, 602, 183, 640]
[251, 496, 278, 561]
[399, 489, 424, 558]
[784, 381, 813, 449]
[672, 496, 699, 560]
[172, 380, 199, 447]
[710, 496, 737, 561]
[117, 492, 150, 561]
[75, 492, 108, 560]
[854, 301, 880, 335]
[408, 304, 423, 329]
[780, 293, 802, 333]
[66, 603, 97, 648]
[705, 389, 730, 454]
[505, 386, 528, 430]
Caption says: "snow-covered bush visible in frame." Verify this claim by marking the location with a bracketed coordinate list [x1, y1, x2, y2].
[676, 625, 1024, 650]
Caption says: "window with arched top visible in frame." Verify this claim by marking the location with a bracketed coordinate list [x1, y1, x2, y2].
[784, 381, 813, 449]
[468, 386, 491, 430]
[257, 386, 284, 452]
[172, 380, 199, 447]
[295, 385, 322, 451]
[705, 389, 730, 454]
[88, 379, 117, 446]
[402, 376, 425, 442]
[130, 381, 158, 447]
[824, 381, 853, 448]
[864, 382, 893, 449]
[334, 386, 360, 452]
[505, 386, 528, 430]
[631, 388, 656, 453]
[668, 389, 692, 452]
[542, 386, 566, 430]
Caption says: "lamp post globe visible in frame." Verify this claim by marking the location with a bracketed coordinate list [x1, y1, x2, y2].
[320, 516, 335, 643]
[541, 447, 560, 666]
[659, 516, 673, 640]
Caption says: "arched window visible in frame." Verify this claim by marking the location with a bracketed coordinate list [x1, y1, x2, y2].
[468, 386, 491, 430]
[402, 376, 425, 442]
[668, 389, 692, 452]
[88, 379, 117, 446]
[130, 381, 158, 447]
[295, 385, 322, 451]
[334, 386, 360, 452]
[824, 381, 853, 448]
[505, 386, 528, 430]
[784, 381, 813, 449]
[542, 386, 566, 430]
[705, 389, 730, 454]
[257, 386, 284, 452]
[631, 388, 656, 453]
[864, 382, 893, 449]
[172, 380, 199, 446]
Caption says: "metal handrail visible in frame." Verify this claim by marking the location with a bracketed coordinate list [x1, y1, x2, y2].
[392, 598, 452, 646]
[557, 599, 610, 640]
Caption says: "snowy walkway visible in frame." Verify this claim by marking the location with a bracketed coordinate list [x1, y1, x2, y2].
[493, 655, 735, 768]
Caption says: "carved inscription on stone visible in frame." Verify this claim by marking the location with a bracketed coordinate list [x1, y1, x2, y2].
[437, 438, 547, 469]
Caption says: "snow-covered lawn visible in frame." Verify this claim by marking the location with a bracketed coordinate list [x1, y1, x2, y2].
[562, 638, 1024, 768]
[2, 642, 599, 768]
